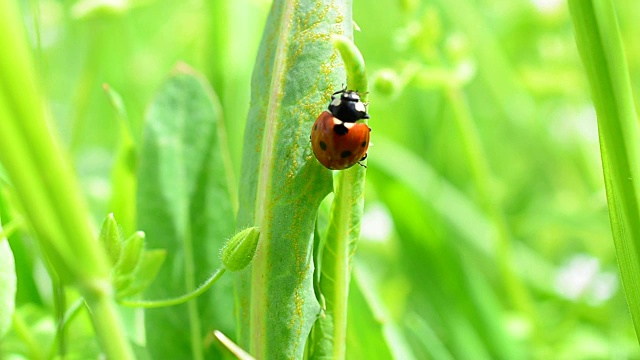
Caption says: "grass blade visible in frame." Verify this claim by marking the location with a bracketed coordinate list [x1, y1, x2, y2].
[568, 0, 640, 341]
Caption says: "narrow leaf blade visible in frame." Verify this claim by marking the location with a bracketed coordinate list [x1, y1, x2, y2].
[569, 0, 640, 340]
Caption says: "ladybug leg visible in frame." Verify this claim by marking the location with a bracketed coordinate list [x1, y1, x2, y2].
[357, 153, 368, 168]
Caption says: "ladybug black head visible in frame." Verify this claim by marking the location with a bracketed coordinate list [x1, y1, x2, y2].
[328, 89, 370, 123]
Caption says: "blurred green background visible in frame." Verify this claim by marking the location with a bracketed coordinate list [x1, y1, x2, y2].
[5, 0, 640, 358]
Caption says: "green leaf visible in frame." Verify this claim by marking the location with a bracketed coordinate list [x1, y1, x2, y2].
[137, 63, 235, 359]
[235, 0, 351, 358]
[103, 84, 137, 236]
[569, 0, 640, 341]
[117, 249, 167, 299]
[0, 218, 16, 339]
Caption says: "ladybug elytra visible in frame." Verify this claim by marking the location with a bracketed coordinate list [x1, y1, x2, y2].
[311, 89, 371, 170]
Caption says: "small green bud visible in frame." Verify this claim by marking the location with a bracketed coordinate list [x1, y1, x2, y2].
[116, 231, 145, 275]
[221, 227, 260, 272]
[372, 69, 399, 97]
[99, 213, 122, 264]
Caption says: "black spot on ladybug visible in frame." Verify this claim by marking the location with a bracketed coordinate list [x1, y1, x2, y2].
[340, 150, 352, 158]
[319, 141, 327, 150]
[361, 141, 366, 147]
[333, 124, 348, 136]
[314, 124, 318, 131]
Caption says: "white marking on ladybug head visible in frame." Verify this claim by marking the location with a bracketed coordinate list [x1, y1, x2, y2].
[333, 117, 343, 125]
[343, 122, 355, 129]
[355, 101, 366, 113]
[331, 98, 342, 107]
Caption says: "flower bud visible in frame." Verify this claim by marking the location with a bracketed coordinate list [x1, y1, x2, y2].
[116, 231, 144, 275]
[372, 69, 399, 97]
[221, 227, 260, 272]
[99, 213, 121, 264]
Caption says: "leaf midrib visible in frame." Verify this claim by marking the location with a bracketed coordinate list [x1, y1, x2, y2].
[175, 87, 203, 360]
[250, 0, 297, 357]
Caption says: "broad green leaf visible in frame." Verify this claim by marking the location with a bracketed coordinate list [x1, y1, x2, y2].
[235, 0, 351, 358]
[0, 217, 16, 339]
[569, 0, 640, 340]
[137, 64, 235, 359]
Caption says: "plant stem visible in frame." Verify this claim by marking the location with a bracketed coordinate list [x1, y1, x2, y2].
[0, 2, 134, 358]
[84, 281, 135, 359]
[323, 35, 368, 360]
[120, 268, 226, 308]
[444, 85, 535, 320]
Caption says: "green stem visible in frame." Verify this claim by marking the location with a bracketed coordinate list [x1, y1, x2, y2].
[443, 85, 540, 358]
[119, 268, 226, 308]
[85, 285, 135, 360]
[0, 2, 133, 358]
[325, 35, 368, 360]
[444, 85, 535, 320]
[333, 36, 368, 100]
[53, 282, 67, 357]
[49, 298, 87, 359]
[12, 311, 45, 360]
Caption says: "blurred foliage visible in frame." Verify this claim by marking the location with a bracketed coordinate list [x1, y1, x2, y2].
[1, 0, 639, 358]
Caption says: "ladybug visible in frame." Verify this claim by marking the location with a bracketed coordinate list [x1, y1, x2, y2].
[311, 89, 371, 170]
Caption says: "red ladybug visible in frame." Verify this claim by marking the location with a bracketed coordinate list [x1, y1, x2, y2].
[311, 89, 371, 170]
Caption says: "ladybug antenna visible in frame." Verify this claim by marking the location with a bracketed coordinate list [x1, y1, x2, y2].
[332, 85, 347, 96]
